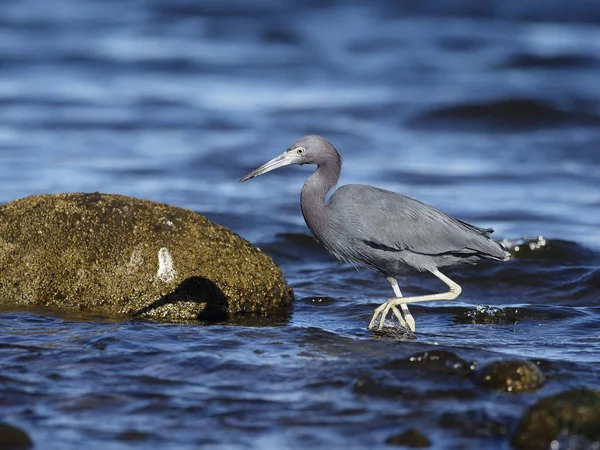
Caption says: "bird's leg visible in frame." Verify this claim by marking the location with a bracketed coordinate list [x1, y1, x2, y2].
[391, 278, 415, 332]
[391, 306, 406, 327]
[387, 277, 415, 331]
[371, 270, 462, 331]
[399, 303, 414, 331]
[368, 277, 413, 331]
[386, 277, 408, 328]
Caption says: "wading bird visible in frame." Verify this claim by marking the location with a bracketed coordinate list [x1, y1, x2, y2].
[240, 135, 509, 332]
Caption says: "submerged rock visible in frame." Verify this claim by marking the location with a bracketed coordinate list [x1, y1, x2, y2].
[0, 423, 33, 450]
[473, 360, 545, 393]
[512, 389, 600, 450]
[406, 98, 600, 131]
[461, 305, 518, 325]
[382, 350, 476, 377]
[386, 428, 431, 447]
[0, 193, 293, 321]
[439, 410, 509, 438]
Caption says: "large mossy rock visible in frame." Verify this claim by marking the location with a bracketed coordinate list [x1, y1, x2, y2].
[0, 193, 293, 321]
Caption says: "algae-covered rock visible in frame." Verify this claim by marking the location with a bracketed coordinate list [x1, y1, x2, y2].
[0, 193, 293, 321]
[512, 389, 600, 450]
[473, 360, 545, 393]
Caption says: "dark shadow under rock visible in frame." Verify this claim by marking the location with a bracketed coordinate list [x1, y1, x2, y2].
[134, 276, 228, 321]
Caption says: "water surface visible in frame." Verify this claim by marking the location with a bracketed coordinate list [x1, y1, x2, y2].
[0, 1, 599, 448]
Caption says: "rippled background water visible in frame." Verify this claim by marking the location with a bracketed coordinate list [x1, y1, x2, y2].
[0, 1, 599, 449]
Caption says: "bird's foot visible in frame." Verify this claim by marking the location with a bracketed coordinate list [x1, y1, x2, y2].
[368, 300, 391, 330]
[368, 299, 415, 332]
[382, 298, 416, 332]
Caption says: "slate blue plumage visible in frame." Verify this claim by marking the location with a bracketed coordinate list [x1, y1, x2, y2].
[241, 135, 509, 332]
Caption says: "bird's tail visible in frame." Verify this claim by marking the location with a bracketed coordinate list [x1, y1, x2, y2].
[452, 218, 511, 261]
[481, 238, 511, 262]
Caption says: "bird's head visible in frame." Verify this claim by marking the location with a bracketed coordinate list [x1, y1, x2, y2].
[240, 135, 335, 182]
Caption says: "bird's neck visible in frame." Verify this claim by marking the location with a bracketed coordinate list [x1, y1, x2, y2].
[300, 159, 340, 237]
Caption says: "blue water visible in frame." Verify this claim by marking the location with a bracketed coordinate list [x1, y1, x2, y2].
[0, 1, 599, 448]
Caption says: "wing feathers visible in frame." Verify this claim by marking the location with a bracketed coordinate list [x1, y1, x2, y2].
[329, 185, 506, 260]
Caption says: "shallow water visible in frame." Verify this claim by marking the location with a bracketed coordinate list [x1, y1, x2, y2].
[0, 1, 599, 449]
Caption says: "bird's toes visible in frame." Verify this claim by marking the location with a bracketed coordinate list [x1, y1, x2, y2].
[367, 315, 380, 330]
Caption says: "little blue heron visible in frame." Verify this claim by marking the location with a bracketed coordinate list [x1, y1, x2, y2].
[240, 135, 510, 332]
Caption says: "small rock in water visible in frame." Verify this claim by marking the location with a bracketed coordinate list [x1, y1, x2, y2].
[372, 320, 415, 340]
[386, 428, 431, 447]
[464, 305, 517, 325]
[0, 423, 33, 450]
[473, 360, 545, 393]
[117, 430, 152, 442]
[512, 389, 600, 450]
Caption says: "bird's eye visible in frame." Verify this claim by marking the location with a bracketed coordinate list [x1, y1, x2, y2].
[295, 147, 305, 155]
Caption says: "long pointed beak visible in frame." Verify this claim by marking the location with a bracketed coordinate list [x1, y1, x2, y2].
[240, 152, 293, 182]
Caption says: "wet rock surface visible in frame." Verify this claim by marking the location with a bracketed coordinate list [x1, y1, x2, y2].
[0, 424, 33, 450]
[512, 389, 600, 450]
[386, 428, 431, 447]
[382, 350, 476, 378]
[473, 360, 546, 393]
[0, 193, 292, 321]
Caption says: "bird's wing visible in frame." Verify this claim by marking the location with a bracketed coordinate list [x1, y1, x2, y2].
[328, 185, 497, 257]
